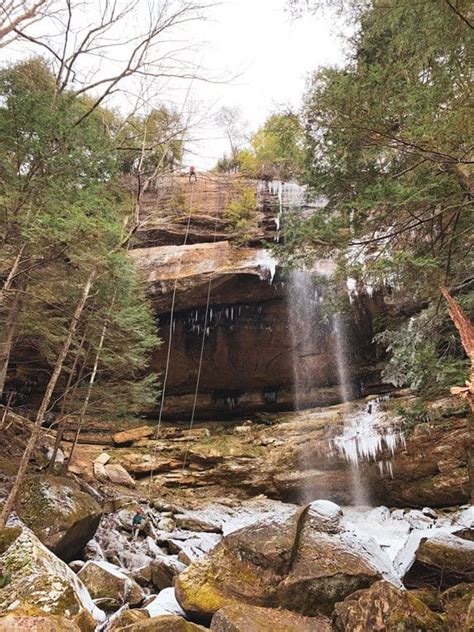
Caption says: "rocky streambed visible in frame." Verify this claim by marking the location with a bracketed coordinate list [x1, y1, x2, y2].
[0, 491, 472, 631]
[0, 394, 472, 630]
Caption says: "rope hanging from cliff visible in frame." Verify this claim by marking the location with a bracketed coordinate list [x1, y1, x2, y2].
[179, 175, 224, 478]
[147, 180, 196, 492]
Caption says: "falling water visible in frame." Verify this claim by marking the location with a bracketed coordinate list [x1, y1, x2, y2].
[333, 313, 370, 506]
[287, 269, 321, 411]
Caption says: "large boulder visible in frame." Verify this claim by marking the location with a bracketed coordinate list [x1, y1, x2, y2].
[151, 556, 187, 590]
[113, 614, 209, 631]
[0, 605, 82, 632]
[441, 583, 474, 630]
[402, 532, 474, 589]
[77, 560, 144, 612]
[0, 525, 104, 623]
[333, 581, 445, 631]
[175, 501, 395, 621]
[211, 604, 332, 631]
[15, 475, 102, 562]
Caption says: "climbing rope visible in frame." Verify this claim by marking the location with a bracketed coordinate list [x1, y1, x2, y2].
[147, 179, 196, 492]
[179, 174, 225, 478]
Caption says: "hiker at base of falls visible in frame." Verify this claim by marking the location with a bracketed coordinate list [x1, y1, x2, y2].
[189, 165, 197, 182]
[132, 508, 149, 539]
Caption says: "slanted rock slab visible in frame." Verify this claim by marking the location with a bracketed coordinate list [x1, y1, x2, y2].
[333, 580, 445, 631]
[15, 474, 102, 562]
[176, 501, 393, 620]
[113, 426, 155, 446]
[105, 463, 137, 488]
[211, 604, 333, 631]
[403, 532, 474, 588]
[0, 525, 104, 623]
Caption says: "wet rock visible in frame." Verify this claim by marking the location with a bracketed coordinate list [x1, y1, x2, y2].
[15, 475, 102, 562]
[175, 502, 393, 620]
[151, 556, 187, 590]
[333, 580, 445, 631]
[210, 604, 332, 631]
[105, 463, 136, 488]
[113, 426, 155, 446]
[0, 525, 104, 623]
[0, 605, 82, 632]
[77, 560, 144, 611]
[403, 532, 474, 588]
[441, 583, 474, 630]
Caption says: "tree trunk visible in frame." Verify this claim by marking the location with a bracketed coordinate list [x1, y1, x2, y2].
[0, 269, 95, 527]
[0, 289, 23, 399]
[66, 297, 113, 470]
[0, 245, 25, 303]
[47, 329, 88, 471]
[440, 285, 474, 411]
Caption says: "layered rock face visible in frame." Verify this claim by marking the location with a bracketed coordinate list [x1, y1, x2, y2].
[131, 174, 381, 419]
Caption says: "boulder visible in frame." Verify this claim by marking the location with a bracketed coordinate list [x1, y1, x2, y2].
[0, 525, 104, 623]
[175, 501, 393, 620]
[109, 608, 150, 630]
[175, 515, 222, 534]
[113, 614, 208, 631]
[77, 560, 144, 611]
[0, 605, 82, 632]
[333, 580, 445, 631]
[151, 556, 187, 590]
[105, 464, 137, 488]
[211, 604, 332, 631]
[402, 532, 474, 588]
[15, 475, 102, 562]
[441, 583, 474, 630]
[113, 426, 155, 446]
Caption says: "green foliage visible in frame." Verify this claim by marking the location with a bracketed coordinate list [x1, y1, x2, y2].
[115, 106, 183, 175]
[224, 185, 259, 245]
[0, 59, 159, 418]
[396, 397, 469, 433]
[375, 297, 472, 395]
[216, 111, 307, 180]
[284, 0, 473, 297]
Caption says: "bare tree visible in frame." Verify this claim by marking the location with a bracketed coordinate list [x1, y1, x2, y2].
[0, 0, 51, 47]
[12, 0, 214, 124]
[215, 105, 246, 160]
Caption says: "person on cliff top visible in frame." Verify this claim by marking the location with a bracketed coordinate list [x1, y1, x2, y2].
[132, 507, 148, 539]
[188, 165, 197, 183]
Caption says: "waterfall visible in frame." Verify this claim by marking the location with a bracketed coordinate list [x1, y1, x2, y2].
[333, 313, 370, 506]
[287, 269, 321, 411]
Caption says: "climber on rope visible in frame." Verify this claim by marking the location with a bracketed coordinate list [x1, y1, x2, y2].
[188, 165, 197, 183]
[132, 507, 148, 539]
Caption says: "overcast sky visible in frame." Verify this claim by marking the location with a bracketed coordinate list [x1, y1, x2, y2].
[184, 0, 344, 169]
[1, 0, 343, 170]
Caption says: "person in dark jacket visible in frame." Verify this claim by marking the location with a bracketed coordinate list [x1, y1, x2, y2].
[132, 508, 148, 539]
